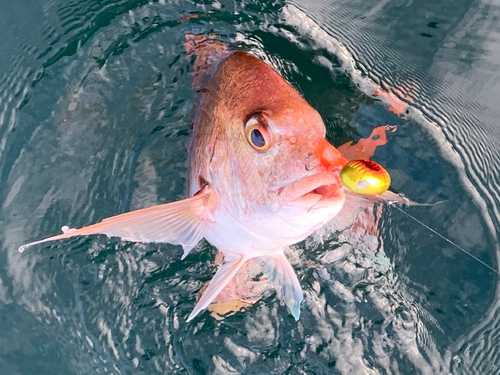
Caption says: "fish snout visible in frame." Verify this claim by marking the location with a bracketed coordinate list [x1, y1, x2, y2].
[313, 138, 348, 173]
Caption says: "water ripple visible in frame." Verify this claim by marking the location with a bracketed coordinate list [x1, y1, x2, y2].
[0, 1, 499, 374]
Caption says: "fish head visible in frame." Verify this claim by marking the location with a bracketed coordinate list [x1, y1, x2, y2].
[239, 105, 348, 211]
[192, 51, 348, 228]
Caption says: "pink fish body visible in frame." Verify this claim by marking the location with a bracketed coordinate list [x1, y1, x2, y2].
[20, 51, 351, 321]
[189, 52, 347, 250]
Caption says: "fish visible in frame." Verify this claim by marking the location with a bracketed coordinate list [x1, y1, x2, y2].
[19, 49, 400, 321]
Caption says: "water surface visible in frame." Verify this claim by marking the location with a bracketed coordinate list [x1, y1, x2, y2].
[0, 0, 499, 374]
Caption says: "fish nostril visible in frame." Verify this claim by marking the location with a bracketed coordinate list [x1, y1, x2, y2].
[305, 154, 317, 171]
[305, 163, 315, 171]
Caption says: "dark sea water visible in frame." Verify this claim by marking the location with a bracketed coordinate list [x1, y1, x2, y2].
[1, 0, 499, 374]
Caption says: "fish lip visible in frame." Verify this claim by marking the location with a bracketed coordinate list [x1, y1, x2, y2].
[280, 170, 344, 207]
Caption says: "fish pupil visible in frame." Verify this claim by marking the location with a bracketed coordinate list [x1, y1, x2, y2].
[251, 129, 265, 148]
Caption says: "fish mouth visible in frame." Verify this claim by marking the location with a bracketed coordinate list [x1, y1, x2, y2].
[281, 171, 345, 209]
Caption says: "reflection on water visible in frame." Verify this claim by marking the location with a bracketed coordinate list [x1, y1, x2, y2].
[0, 0, 498, 374]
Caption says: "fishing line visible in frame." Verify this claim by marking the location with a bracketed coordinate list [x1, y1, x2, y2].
[389, 202, 500, 276]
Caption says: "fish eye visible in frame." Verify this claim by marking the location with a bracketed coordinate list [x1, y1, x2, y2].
[250, 128, 265, 148]
[245, 114, 271, 151]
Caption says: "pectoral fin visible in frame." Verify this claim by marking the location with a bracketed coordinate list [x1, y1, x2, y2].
[260, 252, 304, 320]
[187, 254, 247, 322]
[19, 187, 214, 256]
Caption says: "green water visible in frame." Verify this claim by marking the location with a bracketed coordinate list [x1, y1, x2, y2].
[0, 1, 499, 374]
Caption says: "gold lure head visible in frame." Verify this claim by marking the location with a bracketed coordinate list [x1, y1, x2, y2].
[340, 160, 391, 196]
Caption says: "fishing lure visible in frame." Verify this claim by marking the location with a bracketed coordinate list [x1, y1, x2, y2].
[340, 160, 391, 196]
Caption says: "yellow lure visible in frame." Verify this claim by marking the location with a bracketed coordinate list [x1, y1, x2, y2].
[340, 160, 391, 196]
